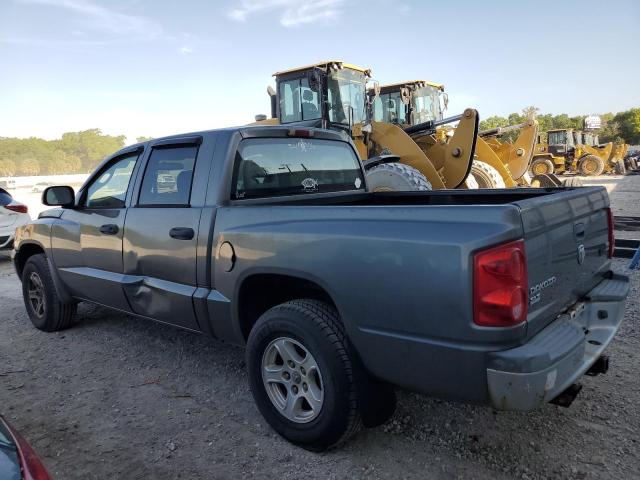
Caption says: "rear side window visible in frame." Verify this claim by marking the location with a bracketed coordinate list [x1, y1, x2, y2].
[86, 154, 138, 208]
[138, 146, 198, 206]
[0, 188, 12, 206]
[232, 138, 364, 200]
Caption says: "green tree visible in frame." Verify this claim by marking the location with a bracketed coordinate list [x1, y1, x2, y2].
[0, 159, 17, 176]
[19, 158, 40, 176]
[136, 136, 154, 143]
[614, 108, 640, 144]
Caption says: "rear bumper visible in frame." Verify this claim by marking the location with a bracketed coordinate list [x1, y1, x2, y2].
[486, 272, 629, 410]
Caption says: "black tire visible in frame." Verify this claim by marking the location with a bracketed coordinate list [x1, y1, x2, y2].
[366, 163, 432, 191]
[578, 155, 605, 176]
[246, 300, 362, 451]
[530, 157, 555, 176]
[562, 177, 584, 187]
[22, 254, 77, 331]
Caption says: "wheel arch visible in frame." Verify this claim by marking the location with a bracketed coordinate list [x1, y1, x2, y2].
[235, 271, 340, 342]
[14, 241, 46, 278]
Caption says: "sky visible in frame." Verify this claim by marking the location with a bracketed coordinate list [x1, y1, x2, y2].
[1, 0, 639, 145]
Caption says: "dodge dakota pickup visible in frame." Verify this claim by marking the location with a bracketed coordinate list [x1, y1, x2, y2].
[13, 126, 628, 450]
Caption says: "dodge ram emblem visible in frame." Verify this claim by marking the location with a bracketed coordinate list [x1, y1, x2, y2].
[577, 244, 585, 265]
[301, 178, 318, 191]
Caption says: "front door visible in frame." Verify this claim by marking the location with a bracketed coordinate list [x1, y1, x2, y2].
[52, 151, 140, 309]
[122, 140, 204, 331]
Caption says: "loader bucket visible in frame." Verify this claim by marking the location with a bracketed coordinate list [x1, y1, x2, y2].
[483, 120, 539, 180]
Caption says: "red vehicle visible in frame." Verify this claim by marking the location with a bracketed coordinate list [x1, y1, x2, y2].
[0, 416, 52, 480]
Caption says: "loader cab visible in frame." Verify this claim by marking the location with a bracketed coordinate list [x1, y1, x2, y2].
[372, 81, 446, 126]
[547, 129, 575, 157]
[271, 61, 371, 132]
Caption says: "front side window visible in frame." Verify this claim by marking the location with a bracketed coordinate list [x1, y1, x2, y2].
[233, 138, 364, 199]
[85, 154, 138, 208]
[548, 131, 566, 146]
[327, 69, 367, 125]
[278, 77, 321, 123]
[138, 146, 198, 206]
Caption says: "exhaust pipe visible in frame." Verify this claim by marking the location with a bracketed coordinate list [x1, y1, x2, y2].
[550, 383, 582, 408]
[586, 355, 609, 376]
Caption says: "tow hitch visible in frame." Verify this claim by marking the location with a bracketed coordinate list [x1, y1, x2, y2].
[586, 355, 610, 376]
[550, 383, 583, 408]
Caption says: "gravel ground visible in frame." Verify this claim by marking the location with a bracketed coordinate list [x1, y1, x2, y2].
[0, 176, 638, 480]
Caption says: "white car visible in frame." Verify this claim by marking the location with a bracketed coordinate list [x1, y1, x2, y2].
[0, 188, 31, 250]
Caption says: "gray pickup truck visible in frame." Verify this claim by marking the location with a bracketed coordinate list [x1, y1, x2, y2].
[14, 126, 628, 450]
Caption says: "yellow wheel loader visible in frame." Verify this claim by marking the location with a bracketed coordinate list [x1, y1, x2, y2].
[532, 128, 611, 177]
[578, 132, 628, 174]
[373, 81, 550, 188]
[253, 62, 479, 191]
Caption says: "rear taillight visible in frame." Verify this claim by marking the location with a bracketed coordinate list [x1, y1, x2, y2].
[5, 203, 28, 214]
[473, 239, 528, 327]
[606, 207, 614, 258]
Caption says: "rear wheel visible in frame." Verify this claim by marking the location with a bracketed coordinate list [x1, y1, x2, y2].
[470, 161, 505, 188]
[578, 155, 605, 176]
[530, 157, 555, 176]
[366, 162, 432, 192]
[22, 254, 77, 331]
[246, 300, 362, 451]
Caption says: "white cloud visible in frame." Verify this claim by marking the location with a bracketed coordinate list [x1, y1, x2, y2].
[16, 0, 162, 38]
[229, 0, 345, 27]
[180, 46, 193, 55]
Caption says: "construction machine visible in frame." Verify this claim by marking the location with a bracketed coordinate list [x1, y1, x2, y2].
[254, 61, 480, 191]
[579, 132, 629, 174]
[373, 81, 546, 188]
[531, 128, 612, 176]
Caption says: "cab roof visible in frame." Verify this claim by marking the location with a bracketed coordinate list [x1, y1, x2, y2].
[273, 60, 371, 77]
[380, 80, 444, 93]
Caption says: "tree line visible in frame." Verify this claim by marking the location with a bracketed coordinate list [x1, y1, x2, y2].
[1, 108, 638, 177]
[0, 129, 150, 177]
[480, 107, 640, 145]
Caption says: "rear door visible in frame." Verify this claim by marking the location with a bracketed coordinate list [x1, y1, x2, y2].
[52, 149, 141, 309]
[122, 136, 211, 331]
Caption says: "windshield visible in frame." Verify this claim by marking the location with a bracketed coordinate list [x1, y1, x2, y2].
[411, 86, 441, 124]
[372, 91, 407, 124]
[327, 69, 367, 125]
[232, 137, 364, 199]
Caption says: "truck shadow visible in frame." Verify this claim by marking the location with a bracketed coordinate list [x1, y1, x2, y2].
[69, 301, 596, 476]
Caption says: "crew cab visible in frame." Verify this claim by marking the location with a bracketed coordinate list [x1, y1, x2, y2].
[13, 126, 628, 450]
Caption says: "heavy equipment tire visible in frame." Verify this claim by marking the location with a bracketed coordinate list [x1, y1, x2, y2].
[463, 173, 479, 189]
[246, 299, 362, 451]
[578, 155, 605, 176]
[530, 157, 555, 176]
[366, 163, 432, 191]
[614, 159, 626, 175]
[562, 177, 584, 187]
[22, 254, 77, 331]
[470, 161, 506, 188]
[531, 174, 563, 188]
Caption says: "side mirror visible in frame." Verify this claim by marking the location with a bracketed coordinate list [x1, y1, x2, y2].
[255, 114, 267, 121]
[42, 186, 75, 208]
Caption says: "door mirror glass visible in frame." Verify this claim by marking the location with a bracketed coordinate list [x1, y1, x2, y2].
[43, 186, 75, 207]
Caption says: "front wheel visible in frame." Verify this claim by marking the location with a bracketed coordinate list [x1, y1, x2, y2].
[22, 254, 77, 331]
[365, 162, 432, 191]
[470, 161, 506, 188]
[530, 157, 555, 176]
[246, 300, 362, 451]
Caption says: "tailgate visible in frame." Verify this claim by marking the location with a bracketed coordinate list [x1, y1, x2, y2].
[515, 187, 611, 339]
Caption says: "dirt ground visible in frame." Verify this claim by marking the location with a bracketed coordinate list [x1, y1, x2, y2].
[1, 175, 638, 480]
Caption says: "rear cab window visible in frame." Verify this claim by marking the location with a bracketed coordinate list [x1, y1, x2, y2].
[232, 137, 364, 200]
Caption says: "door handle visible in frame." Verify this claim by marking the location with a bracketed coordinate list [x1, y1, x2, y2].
[169, 227, 195, 240]
[99, 224, 119, 235]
